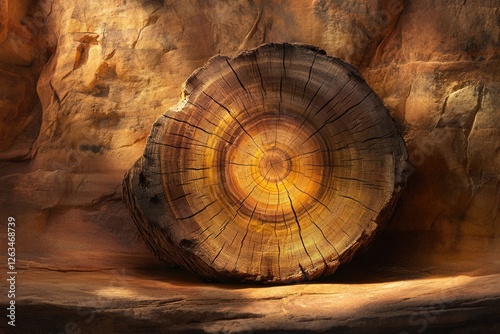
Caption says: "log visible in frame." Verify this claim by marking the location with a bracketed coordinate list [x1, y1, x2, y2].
[123, 43, 409, 283]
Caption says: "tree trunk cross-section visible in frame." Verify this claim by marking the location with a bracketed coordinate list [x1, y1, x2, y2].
[123, 43, 409, 284]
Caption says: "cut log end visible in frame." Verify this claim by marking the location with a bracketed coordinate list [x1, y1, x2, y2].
[123, 43, 409, 284]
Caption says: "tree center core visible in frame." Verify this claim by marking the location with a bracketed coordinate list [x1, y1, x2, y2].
[259, 148, 291, 182]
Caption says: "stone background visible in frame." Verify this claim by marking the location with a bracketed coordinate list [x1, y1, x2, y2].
[1, 1, 499, 332]
[0, 0, 499, 275]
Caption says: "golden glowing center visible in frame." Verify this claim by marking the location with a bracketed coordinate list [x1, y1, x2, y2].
[221, 114, 330, 222]
[258, 148, 291, 182]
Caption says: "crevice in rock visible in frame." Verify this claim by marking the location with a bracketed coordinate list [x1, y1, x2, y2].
[465, 83, 484, 177]
[402, 83, 412, 129]
[359, 0, 405, 69]
[73, 34, 99, 70]
[44, 0, 56, 23]
[131, 6, 161, 49]
[238, 7, 263, 52]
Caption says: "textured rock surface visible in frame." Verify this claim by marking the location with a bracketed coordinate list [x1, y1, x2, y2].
[0, 0, 38, 66]
[4, 257, 500, 333]
[0, 0, 499, 331]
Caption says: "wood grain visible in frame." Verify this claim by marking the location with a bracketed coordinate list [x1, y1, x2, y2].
[123, 43, 409, 283]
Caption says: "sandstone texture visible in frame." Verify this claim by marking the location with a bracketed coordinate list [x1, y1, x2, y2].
[0, 0, 499, 332]
[8, 265, 500, 333]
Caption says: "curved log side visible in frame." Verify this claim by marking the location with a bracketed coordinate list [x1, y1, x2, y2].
[123, 43, 409, 284]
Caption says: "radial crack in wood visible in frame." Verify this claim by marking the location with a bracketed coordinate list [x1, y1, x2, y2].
[123, 43, 409, 284]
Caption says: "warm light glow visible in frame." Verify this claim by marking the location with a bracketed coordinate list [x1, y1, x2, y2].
[95, 287, 137, 299]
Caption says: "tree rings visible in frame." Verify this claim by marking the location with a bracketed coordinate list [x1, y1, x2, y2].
[123, 43, 408, 283]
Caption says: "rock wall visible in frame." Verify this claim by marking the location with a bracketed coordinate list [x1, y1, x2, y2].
[0, 0, 499, 272]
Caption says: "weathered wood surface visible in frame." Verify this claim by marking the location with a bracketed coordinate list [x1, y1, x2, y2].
[123, 43, 408, 283]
